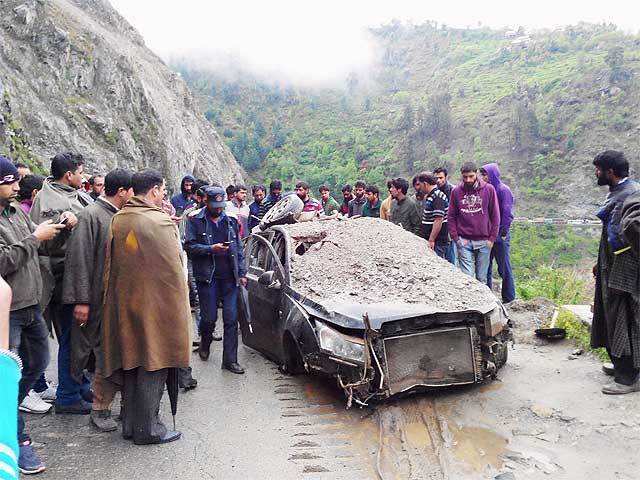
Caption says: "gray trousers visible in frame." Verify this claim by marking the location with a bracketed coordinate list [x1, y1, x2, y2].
[121, 368, 168, 444]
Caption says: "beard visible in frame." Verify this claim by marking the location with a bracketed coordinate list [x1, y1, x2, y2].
[596, 174, 610, 186]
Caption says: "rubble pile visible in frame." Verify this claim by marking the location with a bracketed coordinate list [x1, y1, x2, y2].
[282, 217, 497, 312]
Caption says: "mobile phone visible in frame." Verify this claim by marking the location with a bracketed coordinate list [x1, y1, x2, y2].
[222, 241, 231, 246]
[58, 217, 69, 226]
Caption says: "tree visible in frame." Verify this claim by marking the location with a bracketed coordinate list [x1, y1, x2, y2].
[396, 104, 414, 132]
[605, 46, 631, 83]
[511, 99, 540, 152]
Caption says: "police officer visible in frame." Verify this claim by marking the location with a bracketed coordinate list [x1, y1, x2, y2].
[184, 186, 248, 374]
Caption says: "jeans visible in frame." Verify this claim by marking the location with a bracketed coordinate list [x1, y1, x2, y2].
[433, 242, 450, 260]
[487, 234, 516, 303]
[196, 279, 239, 365]
[52, 303, 90, 406]
[9, 306, 50, 443]
[446, 241, 457, 266]
[456, 238, 492, 285]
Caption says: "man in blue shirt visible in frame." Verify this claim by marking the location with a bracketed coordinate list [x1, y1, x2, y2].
[184, 187, 248, 374]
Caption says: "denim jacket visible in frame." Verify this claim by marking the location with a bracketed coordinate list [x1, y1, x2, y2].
[184, 209, 247, 285]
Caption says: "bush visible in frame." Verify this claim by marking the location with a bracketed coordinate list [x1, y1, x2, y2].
[517, 265, 588, 304]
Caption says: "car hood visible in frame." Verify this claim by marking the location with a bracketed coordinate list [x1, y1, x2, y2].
[292, 294, 498, 330]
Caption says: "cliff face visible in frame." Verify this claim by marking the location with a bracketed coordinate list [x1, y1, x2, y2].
[0, 0, 243, 188]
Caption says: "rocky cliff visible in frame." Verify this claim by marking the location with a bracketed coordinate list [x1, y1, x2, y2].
[0, 0, 243, 188]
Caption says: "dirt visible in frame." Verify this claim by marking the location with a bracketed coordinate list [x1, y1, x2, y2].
[282, 217, 497, 313]
[506, 298, 557, 344]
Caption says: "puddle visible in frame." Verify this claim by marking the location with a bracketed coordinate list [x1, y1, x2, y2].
[447, 422, 508, 473]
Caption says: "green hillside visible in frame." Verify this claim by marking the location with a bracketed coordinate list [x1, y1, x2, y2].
[174, 21, 640, 216]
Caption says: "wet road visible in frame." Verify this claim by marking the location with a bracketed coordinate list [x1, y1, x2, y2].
[28, 333, 640, 479]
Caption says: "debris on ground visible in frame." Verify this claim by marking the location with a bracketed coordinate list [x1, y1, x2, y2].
[280, 217, 497, 312]
[506, 298, 556, 344]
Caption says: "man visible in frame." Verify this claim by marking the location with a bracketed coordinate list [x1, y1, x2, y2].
[348, 181, 367, 217]
[380, 180, 393, 221]
[434, 167, 454, 200]
[62, 169, 134, 432]
[30, 152, 93, 415]
[260, 180, 282, 217]
[18, 175, 44, 215]
[412, 175, 425, 203]
[170, 175, 196, 216]
[226, 184, 250, 238]
[319, 185, 339, 216]
[448, 162, 500, 285]
[434, 167, 456, 264]
[389, 178, 421, 235]
[226, 185, 237, 204]
[88, 175, 105, 201]
[418, 173, 451, 260]
[363, 185, 382, 218]
[295, 181, 323, 213]
[102, 169, 188, 444]
[249, 185, 266, 231]
[481, 163, 516, 303]
[0, 156, 65, 474]
[185, 186, 247, 374]
[15, 162, 31, 178]
[591, 151, 640, 395]
[340, 184, 353, 216]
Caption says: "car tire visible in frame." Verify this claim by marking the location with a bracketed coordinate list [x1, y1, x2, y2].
[282, 332, 305, 375]
[260, 194, 304, 230]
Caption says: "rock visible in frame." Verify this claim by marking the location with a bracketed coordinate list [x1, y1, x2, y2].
[530, 404, 554, 418]
[568, 354, 578, 360]
[0, 0, 243, 188]
[572, 348, 584, 356]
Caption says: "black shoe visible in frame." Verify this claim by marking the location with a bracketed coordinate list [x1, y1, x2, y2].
[55, 399, 92, 415]
[192, 340, 200, 347]
[198, 342, 210, 361]
[212, 334, 222, 342]
[222, 362, 245, 374]
[180, 378, 198, 391]
[133, 430, 182, 445]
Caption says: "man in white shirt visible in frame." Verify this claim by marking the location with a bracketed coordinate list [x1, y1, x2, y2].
[225, 184, 250, 238]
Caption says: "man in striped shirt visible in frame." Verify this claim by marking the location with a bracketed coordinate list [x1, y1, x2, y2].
[417, 172, 453, 262]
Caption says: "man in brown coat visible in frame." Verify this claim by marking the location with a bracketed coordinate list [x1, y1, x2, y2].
[102, 169, 190, 444]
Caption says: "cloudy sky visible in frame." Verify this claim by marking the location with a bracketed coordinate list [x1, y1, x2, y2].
[110, 0, 640, 85]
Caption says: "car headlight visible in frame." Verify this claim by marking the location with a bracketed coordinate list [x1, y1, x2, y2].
[316, 322, 366, 363]
[485, 306, 507, 337]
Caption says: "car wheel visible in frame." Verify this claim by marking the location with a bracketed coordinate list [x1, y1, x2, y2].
[260, 194, 304, 230]
[283, 332, 305, 375]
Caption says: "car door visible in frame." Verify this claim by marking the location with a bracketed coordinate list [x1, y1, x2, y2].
[239, 232, 286, 362]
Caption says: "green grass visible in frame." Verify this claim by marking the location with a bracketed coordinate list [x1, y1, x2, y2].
[556, 309, 609, 362]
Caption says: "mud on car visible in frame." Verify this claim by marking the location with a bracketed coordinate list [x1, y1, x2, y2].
[239, 195, 511, 407]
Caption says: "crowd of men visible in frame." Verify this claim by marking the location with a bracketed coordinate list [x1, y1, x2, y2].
[3, 148, 640, 477]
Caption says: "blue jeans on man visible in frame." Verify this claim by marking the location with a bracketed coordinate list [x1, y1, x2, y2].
[487, 233, 516, 303]
[456, 238, 492, 285]
[53, 304, 91, 406]
[9, 306, 50, 443]
[196, 278, 239, 365]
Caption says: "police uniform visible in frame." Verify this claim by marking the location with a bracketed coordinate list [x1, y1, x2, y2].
[183, 187, 247, 373]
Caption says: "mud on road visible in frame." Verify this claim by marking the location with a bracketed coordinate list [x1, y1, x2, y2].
[30, 308, 640, 480]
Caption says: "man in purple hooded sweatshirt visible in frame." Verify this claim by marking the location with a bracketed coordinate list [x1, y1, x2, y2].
[448, 162, 500, 285]
[481, 163, 516, 303]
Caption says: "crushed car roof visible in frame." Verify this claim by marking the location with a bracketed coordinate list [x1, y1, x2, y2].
[277, 217, 498, 315]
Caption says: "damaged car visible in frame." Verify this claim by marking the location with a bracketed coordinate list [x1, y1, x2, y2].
[239, 197, 510, 407]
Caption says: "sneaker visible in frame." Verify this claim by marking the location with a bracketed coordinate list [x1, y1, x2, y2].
[18, 441, 46, 475]
[20, 391, 52, 414]
[36, 382, 57, 403]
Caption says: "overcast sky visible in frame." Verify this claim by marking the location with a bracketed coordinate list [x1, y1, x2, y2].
[110, 0, 640, 85]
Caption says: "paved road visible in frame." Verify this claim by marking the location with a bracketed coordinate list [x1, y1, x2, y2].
[26, 320, 640, 480]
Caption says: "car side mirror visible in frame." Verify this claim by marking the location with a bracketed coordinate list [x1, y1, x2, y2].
[258, 271, 281, 289]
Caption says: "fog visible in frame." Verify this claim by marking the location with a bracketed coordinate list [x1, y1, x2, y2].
[110, 0, 640, 86]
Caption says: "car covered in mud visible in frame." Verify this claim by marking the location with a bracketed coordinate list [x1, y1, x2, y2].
[239, 196, 510, 407]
